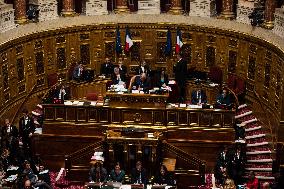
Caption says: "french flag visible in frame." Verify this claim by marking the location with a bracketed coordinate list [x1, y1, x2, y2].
[175, 29, 183, 54]
[125, 27, 133, 53]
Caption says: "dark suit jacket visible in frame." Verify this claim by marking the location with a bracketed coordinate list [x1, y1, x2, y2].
[217, 94, 231, 106]
[100, 63, 114, 76]
[191, 90, 207, 104]
[55, 87, 70, 100]
[1, 124, 18, 149]
[19, 116, 35, 139]
[136, 65, 151, 76]
[153, 172, 175, 185]
[131, 168, 147, 185]
[72, 64, 84, 80]
[132, 76, 151, 92]
[174, 58, 187, 86]
[118, 65, 127, 77]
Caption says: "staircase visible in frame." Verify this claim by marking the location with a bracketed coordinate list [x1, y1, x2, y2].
[236, 104, 275, 181]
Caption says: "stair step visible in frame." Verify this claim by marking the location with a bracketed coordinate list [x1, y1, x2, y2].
[245, 126, 262, 132]
[245, 134, 266, 139]
[238, 104, 247, 109]
[235, 111, 253, 119]
[246, 150, 272, 155]
[245, 167, 272, 171]
[247, 159, 273, 163]
[247, 142, 269, 147]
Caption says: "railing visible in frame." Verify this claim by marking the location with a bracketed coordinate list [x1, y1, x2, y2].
[224, 86, 239, 108]
[162, 140, 206, 184]
[65, 140, 105, 176]
[11, 83, 38, 125]
[253, 89, 276, 150]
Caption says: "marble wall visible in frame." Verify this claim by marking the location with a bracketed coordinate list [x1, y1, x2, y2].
[30, 0, 58, 21]
[189, 0, 216, 17]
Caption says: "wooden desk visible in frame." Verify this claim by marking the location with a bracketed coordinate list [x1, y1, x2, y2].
[185, 80, 220, 104]
[106, 92, 169, 109]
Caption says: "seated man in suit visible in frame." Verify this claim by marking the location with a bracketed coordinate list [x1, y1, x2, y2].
[216, 89, 232, 107]
[101, 57, 114, 77]
[128, 73, 151, 93]
[55, 84, 70, 101]
[117, 58, 127, 78]
[72, 63, 84, 82]
[131, 161, 147, 186]
[191, 89, 207, 105]
[136, 60, 151, 77]
[112, 67, 126, 85]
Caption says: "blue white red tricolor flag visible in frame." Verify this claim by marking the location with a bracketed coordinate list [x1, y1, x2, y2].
[175, 29, 183, 54]
[125, 27, 133, 53]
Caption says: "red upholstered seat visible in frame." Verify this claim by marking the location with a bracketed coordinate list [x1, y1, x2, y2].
[86, 93, 98, 101]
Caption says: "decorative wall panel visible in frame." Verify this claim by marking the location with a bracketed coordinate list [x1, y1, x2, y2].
[2, 64, 8, 89]
[205, 46, 215, 67]
[80, 44, 90, 65]
[264, 62, 271, 88]
[228, 50, 237, 73]
[16, 58, 24, 81]
[248, 56, 256, 80]
[35, 52, 45, 75]
[57, 48, 66, 69]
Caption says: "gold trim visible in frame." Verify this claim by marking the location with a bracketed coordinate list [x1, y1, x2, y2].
[61, 10, 76, 17]
[262, 21, 274, 30]
[15, 17, 27, 24]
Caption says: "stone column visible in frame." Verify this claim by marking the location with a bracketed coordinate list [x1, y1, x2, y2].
[115, 0, 129, 13]
[263, 0, 276, 29]
[220, 0, 234, 19]
[168, 0, 182, 14]
[14, 0, 27, 24]
[61, 0, 75, 16]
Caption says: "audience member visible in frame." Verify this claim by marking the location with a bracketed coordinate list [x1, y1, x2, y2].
[1, 119, 19, 161]
[215, 146, 231, 185]
[108, 162, 125, 183]
[223, 178, 236, 189]
[131, 161, 147, 185]
[153, 164, 175, 185]
[19, 109, 35, 155]
[191, 89, 207, 105]
[101, 58, 114, 77]
[231, 145, 246, 185]
[244, 171, 259, 189]
[128, 73, 151, 92]
[89, 161, 107, 183]
[24, 179, 34, 189]
[174, 54, 187, 103]
[262, 182, 271, 189]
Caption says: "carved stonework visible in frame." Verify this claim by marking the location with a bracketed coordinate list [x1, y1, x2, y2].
[273, 7, 284, 38]
[30, 0, 58, 21]
[237, 0, 263, 24]
[189, 0, 216, 17]
[85, 0, 108, 15]
[16, 57, 25, 81]
[137, 0, 160, 14]
[0, 1, 16, 32]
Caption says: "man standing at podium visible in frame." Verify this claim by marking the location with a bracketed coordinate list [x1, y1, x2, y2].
[174, 54, 187, 103]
